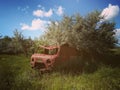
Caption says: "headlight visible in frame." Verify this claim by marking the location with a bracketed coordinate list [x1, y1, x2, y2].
[46, 59, 51, 63]
[36, 59, 42, 62]
[31, 59, 34, 61]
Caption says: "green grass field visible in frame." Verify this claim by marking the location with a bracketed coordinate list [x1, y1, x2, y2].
[0, 54, 120, 90]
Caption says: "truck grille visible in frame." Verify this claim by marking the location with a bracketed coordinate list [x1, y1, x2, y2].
[35, 62, 46, 69]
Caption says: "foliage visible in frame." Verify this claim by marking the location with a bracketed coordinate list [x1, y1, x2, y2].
[12, 29, 24, 54]
[53, 57, 97, 74]
[0, 30, 34, 56]
[43, 11, 117, 61]
[20, 37, 34, 56]
[32, 36, 50, 53]
[0, 35, 13, 54]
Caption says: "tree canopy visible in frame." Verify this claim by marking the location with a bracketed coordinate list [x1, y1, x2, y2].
[42, 11, 117, 58]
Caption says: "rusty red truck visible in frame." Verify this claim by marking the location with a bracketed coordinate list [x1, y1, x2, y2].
[31, 45, 60, 72]
[31, 44, 78, 72]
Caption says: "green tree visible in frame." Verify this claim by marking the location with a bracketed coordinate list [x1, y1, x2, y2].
[74, 11, 116, 60]
[0, 36, 13, 54]
[44, 15, 75, 45]
[12, 29, 24, 54]
[12, 30, 34, 56]
[21, 37, 34, 56]
[42, 11, 117, 61]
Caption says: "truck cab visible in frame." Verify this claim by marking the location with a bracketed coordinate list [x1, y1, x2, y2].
[31, 45, 60, 72]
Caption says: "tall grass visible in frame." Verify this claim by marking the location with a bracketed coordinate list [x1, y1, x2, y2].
[0, 55, 120, 90]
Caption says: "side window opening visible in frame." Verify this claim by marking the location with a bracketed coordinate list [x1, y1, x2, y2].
[49, 48, 58, 55]
[35, 46, 59, 55]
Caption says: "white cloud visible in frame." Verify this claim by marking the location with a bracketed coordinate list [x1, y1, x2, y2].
[18, 5, 29, 14]
[21, 19, 50, 30]
[20, 5, 65, 31]
[37, 4, 42, 8]
[115, 29, 120, 37]
[100, 4, 119, 21]
[96, 4, 119, 29]
[33, 9, 53, 17]
[115, 29, 120, 44]
[37, 4, 45, 10]
[56, 6, 64, 16]
[45, 9, 53, 17]
[33, 5, 64, 17]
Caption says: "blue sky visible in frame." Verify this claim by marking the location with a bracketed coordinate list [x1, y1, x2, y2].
[0, 0, 120, 39]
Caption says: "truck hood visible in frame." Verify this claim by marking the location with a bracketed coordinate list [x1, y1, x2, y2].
[31, 53, 56, 60]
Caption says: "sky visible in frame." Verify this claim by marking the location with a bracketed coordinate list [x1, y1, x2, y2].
[0, 0, 120, 41]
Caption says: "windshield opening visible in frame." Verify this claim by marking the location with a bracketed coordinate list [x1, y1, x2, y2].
[36, 47, 58, 55]
[45, 48, 58, 55]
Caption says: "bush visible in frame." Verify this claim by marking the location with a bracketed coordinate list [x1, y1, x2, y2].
[53, 57, 99, 74]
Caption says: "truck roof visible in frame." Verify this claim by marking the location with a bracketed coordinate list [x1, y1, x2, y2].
[39, 45, 59, 50]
